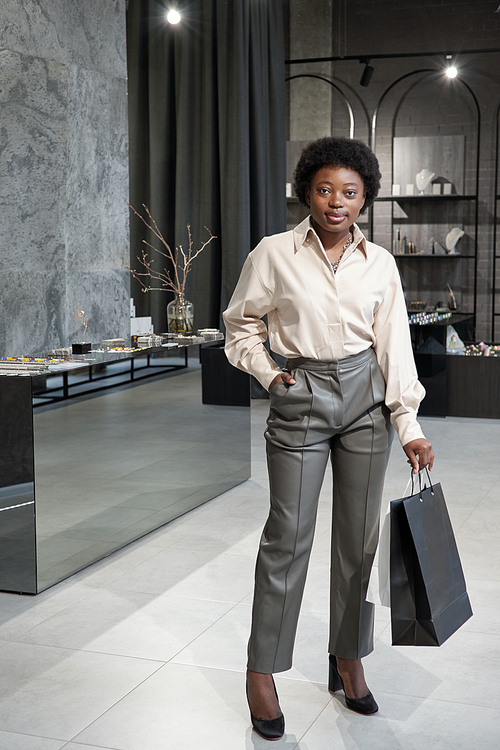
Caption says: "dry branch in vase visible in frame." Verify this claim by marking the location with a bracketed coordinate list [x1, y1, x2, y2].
[126, 203, 216, 298]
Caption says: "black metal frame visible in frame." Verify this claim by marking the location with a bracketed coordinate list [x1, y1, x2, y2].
[32, 347, 190, 405]
[286, 49, 500, 66]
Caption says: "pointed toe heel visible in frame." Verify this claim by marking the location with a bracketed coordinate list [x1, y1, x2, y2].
[328, 655, 379, 715]
[247, 676, 285, 741]
[345, 691, 378, 715]
[250, 712, 285, 741]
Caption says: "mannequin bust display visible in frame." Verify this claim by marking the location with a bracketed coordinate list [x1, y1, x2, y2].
[446, 227, 465, 254]
[415, 168, 436, 194]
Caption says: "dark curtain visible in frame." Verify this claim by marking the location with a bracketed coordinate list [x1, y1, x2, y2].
[126, 0, 286, 333]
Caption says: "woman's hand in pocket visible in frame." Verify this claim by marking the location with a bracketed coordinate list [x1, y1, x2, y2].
[269, 372, 296, 391]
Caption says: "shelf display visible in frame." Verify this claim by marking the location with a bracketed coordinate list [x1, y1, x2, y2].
[492, 101, 500, 340]
[384, 133, 478, 318]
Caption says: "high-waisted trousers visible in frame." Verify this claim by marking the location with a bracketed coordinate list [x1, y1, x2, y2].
[247, 347, 394, 674]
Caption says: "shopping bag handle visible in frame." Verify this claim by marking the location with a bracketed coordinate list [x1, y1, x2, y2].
[410, 467, 434, 500]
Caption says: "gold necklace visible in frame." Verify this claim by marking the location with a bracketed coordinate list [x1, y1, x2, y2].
[331, 232, 353, 274]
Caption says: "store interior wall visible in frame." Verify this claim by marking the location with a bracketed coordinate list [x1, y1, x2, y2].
[0, 1, 130, 358]
[286, 0, 500, 342]
[1, 1, 499, 358]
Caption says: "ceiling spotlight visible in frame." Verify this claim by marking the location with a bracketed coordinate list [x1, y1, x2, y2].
[359, 59, 374, 87]
[166, 9, 181, 24]
[446, 66, 458, 79]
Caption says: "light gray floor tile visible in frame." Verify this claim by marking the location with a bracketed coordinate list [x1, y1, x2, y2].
[171, 603, 251, 671]
[456, 534, 500, 581]
[370, 628, 500, 709]
[74, 663, 331, 750]
[299, 690, 500, 750]
[15, 589, 234, 661]
[0, 583, 96, 641]
[168, 513, 263, 555]
[459, 579, 500, 636]
[457, 494, 500, 539]
[66, 540, 169, 589]
[63, 744, 115, 749]
[104, 547, 255, 602]
[0, 731, 65, 749]
[0, 642, 161, 740]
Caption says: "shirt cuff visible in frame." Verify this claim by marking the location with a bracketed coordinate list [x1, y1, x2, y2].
[262, 367, 283, 391]
[391, 412, 426, 447]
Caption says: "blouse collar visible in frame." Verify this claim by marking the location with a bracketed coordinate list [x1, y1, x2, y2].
[293, 216, 368, 259]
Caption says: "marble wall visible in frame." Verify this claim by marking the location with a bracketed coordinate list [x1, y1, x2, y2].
[0, 0, 129, 357]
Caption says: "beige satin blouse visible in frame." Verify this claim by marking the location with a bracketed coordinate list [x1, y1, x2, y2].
[223, 217, 425, 446]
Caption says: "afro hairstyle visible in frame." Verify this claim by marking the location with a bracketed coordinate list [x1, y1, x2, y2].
[293, 136, 381, 214]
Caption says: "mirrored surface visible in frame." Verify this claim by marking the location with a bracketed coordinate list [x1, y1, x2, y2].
[32, 367, 250, 591]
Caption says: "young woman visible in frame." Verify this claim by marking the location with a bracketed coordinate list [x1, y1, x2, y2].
[223, 137, 434, 741]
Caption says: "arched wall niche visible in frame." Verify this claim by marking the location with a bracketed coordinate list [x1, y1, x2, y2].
[371, 70, 480, 323]
[286, 74, 370, 230]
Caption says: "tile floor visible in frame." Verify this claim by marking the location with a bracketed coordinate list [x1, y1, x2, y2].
[0, 398, 499, 748]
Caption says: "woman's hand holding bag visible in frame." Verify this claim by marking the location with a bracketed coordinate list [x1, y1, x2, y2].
[403, 438, 434, 473]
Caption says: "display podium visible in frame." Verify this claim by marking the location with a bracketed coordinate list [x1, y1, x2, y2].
[0, 363, 250, 594]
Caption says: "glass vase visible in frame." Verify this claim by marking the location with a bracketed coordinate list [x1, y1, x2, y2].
[167, 294, 194, 334]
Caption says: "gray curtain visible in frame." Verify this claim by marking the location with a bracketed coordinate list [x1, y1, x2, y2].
[127, 0, 286, 333]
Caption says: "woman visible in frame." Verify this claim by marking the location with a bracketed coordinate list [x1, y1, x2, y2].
[223, 136, 434, 740]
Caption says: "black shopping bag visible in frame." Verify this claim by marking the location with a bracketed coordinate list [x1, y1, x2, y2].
[390, 471, 473, 646]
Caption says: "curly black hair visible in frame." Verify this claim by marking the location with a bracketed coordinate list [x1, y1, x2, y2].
[293, 136, 381, 214]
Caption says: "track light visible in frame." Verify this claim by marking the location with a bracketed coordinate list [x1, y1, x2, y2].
[445, 54, 458, 78]
[166, 9, 181, 24]
[359, 59, 374, 87]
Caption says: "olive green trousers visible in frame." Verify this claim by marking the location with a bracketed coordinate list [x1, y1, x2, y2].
[247, 347, 394, 673]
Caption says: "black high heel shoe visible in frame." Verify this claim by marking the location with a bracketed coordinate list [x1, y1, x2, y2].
[328, 655, 378, 715]
[246, 676, 285, 741]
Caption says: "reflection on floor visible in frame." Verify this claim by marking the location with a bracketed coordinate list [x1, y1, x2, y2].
[0, 391, 498, 749]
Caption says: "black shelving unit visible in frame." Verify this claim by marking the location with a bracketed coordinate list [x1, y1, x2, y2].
[371, 70, 480, 332]
[492, 102, 500, 341]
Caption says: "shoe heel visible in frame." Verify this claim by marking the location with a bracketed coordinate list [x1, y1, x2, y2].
[328, 654, 343, 693]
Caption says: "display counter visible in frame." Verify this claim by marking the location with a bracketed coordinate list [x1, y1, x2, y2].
[0, 362, 251, 593]
[416, 351, 500, 419]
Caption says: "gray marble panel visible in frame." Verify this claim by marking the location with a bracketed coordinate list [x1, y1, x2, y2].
[0, 1, 130, 359]
[0, 50, 68, 276]
[0, 0, 67, 64]
[65, 64, 129, 272]
[65, 269, 130, 346]
[0, 270, 66, 356]
[66, 0, 127, 79]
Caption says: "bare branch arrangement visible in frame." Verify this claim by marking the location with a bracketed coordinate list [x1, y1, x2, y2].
[73, 304, 88, 343]
[126, 203, 216, 298]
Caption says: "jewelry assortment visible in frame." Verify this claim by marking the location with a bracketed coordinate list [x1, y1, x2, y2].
[330, 231, 353, 274]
